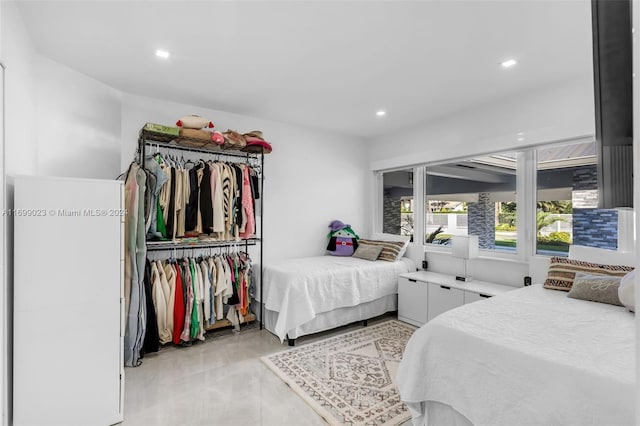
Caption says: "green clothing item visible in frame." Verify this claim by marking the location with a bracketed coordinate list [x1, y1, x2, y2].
[156, 198, 167, 239]
[190, 259, 200, 339]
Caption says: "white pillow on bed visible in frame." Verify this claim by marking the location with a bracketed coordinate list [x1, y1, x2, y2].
[618, 270, 635, 313]
[370, 233, 411, 259]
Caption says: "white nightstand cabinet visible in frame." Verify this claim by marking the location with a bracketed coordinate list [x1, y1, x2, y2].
[398, 276, 429, 326]
[398, 271, 515, 326]
[427, 284, 464, 322]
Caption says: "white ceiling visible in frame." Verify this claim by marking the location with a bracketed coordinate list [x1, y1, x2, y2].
[16, 0, 594, 139]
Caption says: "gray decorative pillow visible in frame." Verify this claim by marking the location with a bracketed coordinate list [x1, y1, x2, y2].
[358, 239, 405, 262]
[567, 272, 623, 306]
[352, 243, 384, 261]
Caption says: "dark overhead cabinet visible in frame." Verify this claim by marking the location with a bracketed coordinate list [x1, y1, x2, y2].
[591, 0, 634, 208]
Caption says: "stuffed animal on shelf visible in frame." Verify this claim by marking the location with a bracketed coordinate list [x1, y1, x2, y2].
[176, 115, 214, 129]
[326, 220, 359, 256]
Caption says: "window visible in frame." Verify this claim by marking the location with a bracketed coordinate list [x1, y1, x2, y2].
[536, 140, 617, 255]
[377, 139, 626, 259]
[425, 152, 518, 253]
[382, 169, 414, 239]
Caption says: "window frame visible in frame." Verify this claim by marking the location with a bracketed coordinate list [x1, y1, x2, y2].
[373, 137, 597, 261]
[533, 137, 600, 256]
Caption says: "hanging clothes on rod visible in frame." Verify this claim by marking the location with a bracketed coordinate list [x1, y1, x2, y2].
[144, 251, 254, 347]
[144, 155, 260, 243]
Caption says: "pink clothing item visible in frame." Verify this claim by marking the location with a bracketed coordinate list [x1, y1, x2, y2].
[242, 137, 272, 153]
[238, 166, 256, 238]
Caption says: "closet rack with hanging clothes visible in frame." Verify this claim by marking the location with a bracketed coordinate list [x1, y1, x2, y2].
[141, 142, 262, 244]
[142, 248, 255, 355]
[121, 127, 265, 367]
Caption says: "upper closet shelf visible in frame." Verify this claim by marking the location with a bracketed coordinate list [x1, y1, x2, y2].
[139, 128, 265, 159]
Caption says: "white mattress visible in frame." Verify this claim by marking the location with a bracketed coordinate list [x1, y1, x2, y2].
[263, 255, 415, 342]
[397, 284, 635, 426]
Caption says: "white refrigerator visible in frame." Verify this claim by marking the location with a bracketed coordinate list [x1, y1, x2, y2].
[13, 176, 124, 426]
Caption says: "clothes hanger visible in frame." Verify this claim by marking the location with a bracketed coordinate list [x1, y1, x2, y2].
[178, 155, 188, 169]
[164, 153, 174, 168]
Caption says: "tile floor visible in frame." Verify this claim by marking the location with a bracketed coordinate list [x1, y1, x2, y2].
[122, 314, 407, 426]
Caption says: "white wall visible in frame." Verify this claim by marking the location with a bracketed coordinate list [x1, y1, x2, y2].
[369, 77, 595, 170]
[35, 56, 122, 179]
[2, 2, 37, 177]
[121, 93, 370, 264]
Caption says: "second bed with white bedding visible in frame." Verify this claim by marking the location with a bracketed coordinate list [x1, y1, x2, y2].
[396, 283, 635, 426]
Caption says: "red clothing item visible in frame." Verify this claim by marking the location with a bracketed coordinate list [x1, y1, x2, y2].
[172, 264, 185, 345]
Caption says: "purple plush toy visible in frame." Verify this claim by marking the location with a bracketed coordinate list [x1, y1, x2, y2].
[326, 220, 360, 256]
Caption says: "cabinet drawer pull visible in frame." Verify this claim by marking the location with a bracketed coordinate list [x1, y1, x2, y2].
[408, 279, 417, 282]
[440, 285, 451, 290]
[479, 294, 491, 298]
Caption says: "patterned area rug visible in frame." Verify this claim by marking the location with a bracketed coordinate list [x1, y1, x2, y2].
[261, 320, 416, 426]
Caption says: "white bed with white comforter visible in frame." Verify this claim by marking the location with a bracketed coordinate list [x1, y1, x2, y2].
[396, 246, 636, 426]
[262, 255, 416, 343]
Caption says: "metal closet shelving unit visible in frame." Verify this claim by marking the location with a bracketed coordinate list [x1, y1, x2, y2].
[137, 127, 265, 331]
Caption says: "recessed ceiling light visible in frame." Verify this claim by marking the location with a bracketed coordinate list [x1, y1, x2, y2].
[517, 132, 524, 136]
[155, 49, 170, 59]
[501, 59, 517, 68]
[517, 137, 525, 142]
[376, 110, 386, 117]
